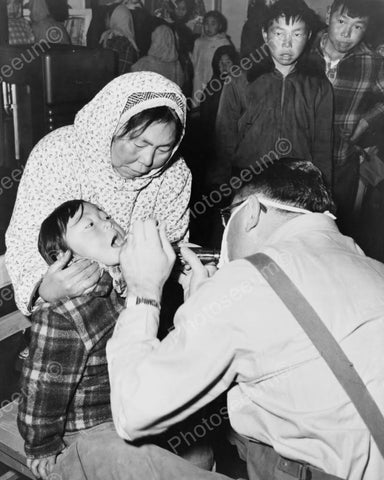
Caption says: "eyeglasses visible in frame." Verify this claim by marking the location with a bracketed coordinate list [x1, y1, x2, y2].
[219, 199, 267, 227]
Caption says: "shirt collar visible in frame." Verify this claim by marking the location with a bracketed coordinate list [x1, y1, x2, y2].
[265, 213, 339, 247]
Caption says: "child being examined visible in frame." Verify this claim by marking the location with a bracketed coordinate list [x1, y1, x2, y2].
[17, 199, 126, 480]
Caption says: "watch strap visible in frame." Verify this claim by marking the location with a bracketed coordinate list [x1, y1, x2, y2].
[126, 295, 161, 309]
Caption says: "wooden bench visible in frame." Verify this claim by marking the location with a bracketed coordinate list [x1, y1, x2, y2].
[0, 255, 32, 480]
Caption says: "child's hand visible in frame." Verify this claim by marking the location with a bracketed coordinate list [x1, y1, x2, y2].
[27, 454, 58, 479]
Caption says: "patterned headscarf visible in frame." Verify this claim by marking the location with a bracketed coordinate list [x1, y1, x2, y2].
[74, 71, 186, 191]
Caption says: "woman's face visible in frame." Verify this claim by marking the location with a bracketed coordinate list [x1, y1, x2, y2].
[111, 121, 177, 179]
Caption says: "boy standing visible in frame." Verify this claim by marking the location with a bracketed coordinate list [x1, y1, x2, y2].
[214, 0, 333, 188]
[310, 0, 384, 227]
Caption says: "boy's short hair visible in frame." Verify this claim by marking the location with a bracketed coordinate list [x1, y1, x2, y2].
[262, 0, 319, 33]
[330, 0, 373, 20]
[240, 158, 336, 215]
[203, 10, 228, 33]
[38, 200, 85, 265]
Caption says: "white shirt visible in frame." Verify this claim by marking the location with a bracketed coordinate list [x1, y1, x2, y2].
[107, 214, 384, 479]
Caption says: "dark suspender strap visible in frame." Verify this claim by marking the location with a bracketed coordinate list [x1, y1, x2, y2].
[246, 252, 384, 458]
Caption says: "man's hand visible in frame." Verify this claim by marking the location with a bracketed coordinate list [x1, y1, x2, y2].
[39, 251, 101, 303]
[350, 118, 369, 143]
[178, 247, 217, 300]
[27, 454, 57, 479]
[119, 220, 176, 300]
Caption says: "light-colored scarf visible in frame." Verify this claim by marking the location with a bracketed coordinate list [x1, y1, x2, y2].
[73, 71, 186, 192]
[99, 4, 139, 52]
[29, 0, 50, 22]
[148, 25, 178, 63]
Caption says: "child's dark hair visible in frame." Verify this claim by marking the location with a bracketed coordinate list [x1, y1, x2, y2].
[330, 0, 374, 20]
[262, 0, 319, 33]
[38, 200, 85, 265]
[114, 106, 183, 146]
[203, 10, 228, 33]
[211, 45, 239, 77]
[172, 0, 192, 21]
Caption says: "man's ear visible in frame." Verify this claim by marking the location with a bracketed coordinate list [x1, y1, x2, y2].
[244, 196, 263, 233]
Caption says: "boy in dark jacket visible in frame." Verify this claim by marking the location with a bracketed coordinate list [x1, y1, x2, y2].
[214, 0, 333, 188]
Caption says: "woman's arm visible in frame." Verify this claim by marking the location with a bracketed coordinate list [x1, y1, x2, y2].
[5, 129, 81, 314]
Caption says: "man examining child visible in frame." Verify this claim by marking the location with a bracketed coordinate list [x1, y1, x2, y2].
[60, 159, 384, 480]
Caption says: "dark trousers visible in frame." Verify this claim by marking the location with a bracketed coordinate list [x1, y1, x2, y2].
[229, 431, 344, 480]
[244, 442, 344, 480]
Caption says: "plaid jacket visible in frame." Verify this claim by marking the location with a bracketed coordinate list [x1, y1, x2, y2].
[310, 32, 384, 165]
[17, 272, 124, 459]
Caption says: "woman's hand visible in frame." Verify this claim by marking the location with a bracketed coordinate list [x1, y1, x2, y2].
[119, 220, 175, 301]
[38, 251, 101, 303]
[178, 247, 217, 301]
[27, 454, 58, 479]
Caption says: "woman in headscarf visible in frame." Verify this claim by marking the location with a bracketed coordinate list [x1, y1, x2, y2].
[131, 25, 184, 88]
[6, 72, 191, 315]
[29, 0, 71, 44]
[99, 3, 139, 74]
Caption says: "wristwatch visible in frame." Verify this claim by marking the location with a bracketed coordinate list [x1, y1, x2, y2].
[125, 295, 161, 310]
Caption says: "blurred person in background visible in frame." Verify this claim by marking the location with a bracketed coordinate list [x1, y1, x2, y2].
[99, 3, 139, 74]
[131, 24, 184, 88]
[28, 0, 71, 44]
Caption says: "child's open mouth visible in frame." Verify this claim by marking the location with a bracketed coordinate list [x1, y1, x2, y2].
[111, 233, 124, 248]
